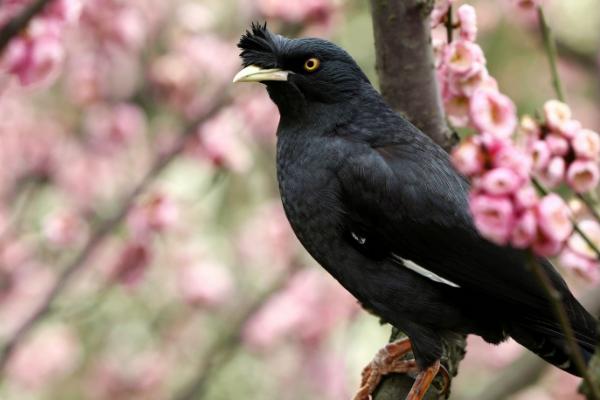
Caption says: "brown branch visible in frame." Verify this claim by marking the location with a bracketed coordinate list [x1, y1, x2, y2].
[0, 0, 55, 54]
[369, 0, 455, 151]
[174, 264, 302, 400]
[368, 1, 464, 398]
[0, 97, 229, 373]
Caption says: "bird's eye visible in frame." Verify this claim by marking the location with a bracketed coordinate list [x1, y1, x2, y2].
[303, 57, 320, 72]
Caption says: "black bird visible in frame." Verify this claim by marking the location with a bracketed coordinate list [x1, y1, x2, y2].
[233, 23, 599, 399]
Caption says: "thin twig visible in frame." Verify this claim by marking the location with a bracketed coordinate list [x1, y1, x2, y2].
[0, 98, 229, 373]
[0, 0, 55, 54]
[174, 264, 302, 400]
[576, 193, 600, 225]
[526, 254, 600, 399]
[537, 7, 565, 102]
[445, 5, 453, 44]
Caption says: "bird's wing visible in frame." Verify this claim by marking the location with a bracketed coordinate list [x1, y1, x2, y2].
[335, 132, 575, 316]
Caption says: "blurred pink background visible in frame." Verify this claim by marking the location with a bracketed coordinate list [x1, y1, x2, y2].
[0, 0, 598, 399]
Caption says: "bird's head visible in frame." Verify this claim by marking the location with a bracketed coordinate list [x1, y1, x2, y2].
[233, 23, 370, 121]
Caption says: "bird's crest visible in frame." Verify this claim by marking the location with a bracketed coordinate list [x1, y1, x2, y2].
[237, 22, 285, 68]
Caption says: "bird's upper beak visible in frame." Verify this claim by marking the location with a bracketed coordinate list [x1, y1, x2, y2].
[232, 65, 290, 83]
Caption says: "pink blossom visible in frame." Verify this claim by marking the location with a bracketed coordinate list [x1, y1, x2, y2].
[470, 88, 517, 138]
[479, 167, 522, 196]
[237, 91, 280, 142]
[536, 193, 572, 243]
[511, 210, 537, 248]
[150, 53, 199, 111]
[243, 269, 358, 349]
[302, 350, 350, 400]
[430, 0, 453, 28]
[81, 0, 146, 50]
[109, 241, 152, 287]
[567, 220, 600, 260]
[457, 4, 477, 42]
[469, 194, 515, 245]
[126, 192, 178, 239]
[85, 103, 147, 152]
[237, 202, 297, 275]
[7, 325, 80, 389]
[45, 0, 83, 24]
[538, 156, 565, 188]
[492, 144, 532, 180]
[559, 248, 600, 282]
[176, 261, 234, 308]
[444, 94, 471, 127]
[544, 99, 572, 133]
[559, 219, 600, 282]
[43, 210, 87, 248]
[451, 139, 484, 177]
[514, 185, 539, 211]
[444, 40, 485, 79]
[566, 160, 600, 193]
[519, 115, 541, 139]
[530, 140, 551, 172]
[1, 23, 65, 87]
[87, 352, 167, 400]
[191, 108, 252, 173]
[560, 119, 582, 139]
[545, 133, 569, 156]
[448, 67, 490, 97]
[572, 129, 600, 160]
[182, 35, 241, 86]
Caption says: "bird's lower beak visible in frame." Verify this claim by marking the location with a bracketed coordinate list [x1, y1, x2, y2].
[232, 65, 290, 83]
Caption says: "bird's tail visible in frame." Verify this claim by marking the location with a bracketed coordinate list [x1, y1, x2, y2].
[510, 298, 598, 376]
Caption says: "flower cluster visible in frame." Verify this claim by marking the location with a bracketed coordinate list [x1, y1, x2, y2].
[527, 100, 600, 193]
[453, 133, 572, 256]
[559, 217, 600, 282]
[434, 3, 517, 137]
[0, 0, 82, 87]
[439, 3, 600, 270]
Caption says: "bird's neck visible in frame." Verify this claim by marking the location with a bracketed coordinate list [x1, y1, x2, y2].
[272, 81, 388, 138]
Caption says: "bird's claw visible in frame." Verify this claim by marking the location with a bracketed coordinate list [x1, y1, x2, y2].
[353, 337, 417, 400]
[353, 338, 449, 400]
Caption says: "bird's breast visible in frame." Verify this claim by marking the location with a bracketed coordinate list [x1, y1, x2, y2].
[276, 136, 347, 265]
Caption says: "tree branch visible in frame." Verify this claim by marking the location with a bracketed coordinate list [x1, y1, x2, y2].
[0, 0, 55, 54]
[368, 1, 464, 398]
[369, 0, 455, 151]
[0, 97, 230, 374]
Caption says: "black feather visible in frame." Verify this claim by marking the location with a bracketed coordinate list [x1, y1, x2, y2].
[236, 25, 600, 376]
[237, 22, 285, 68]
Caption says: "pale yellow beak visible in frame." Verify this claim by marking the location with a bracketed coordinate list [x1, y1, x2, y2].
[232, 65, 290, 83]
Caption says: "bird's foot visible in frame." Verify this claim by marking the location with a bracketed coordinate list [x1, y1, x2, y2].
[352, 338, 450, 400]
[353, 337, 416, 400]
[406, 360, 445, 400]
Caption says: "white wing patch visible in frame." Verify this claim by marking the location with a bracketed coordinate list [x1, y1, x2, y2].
[392, 254, 460, 288]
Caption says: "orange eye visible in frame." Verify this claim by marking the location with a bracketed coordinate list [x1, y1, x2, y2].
[303, 57, 320, 72]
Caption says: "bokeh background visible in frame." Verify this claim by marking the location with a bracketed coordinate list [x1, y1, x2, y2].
[0, 0, 598, 399]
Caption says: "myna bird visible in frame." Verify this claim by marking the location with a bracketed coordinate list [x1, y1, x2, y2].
[233, 23, 598, 399]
